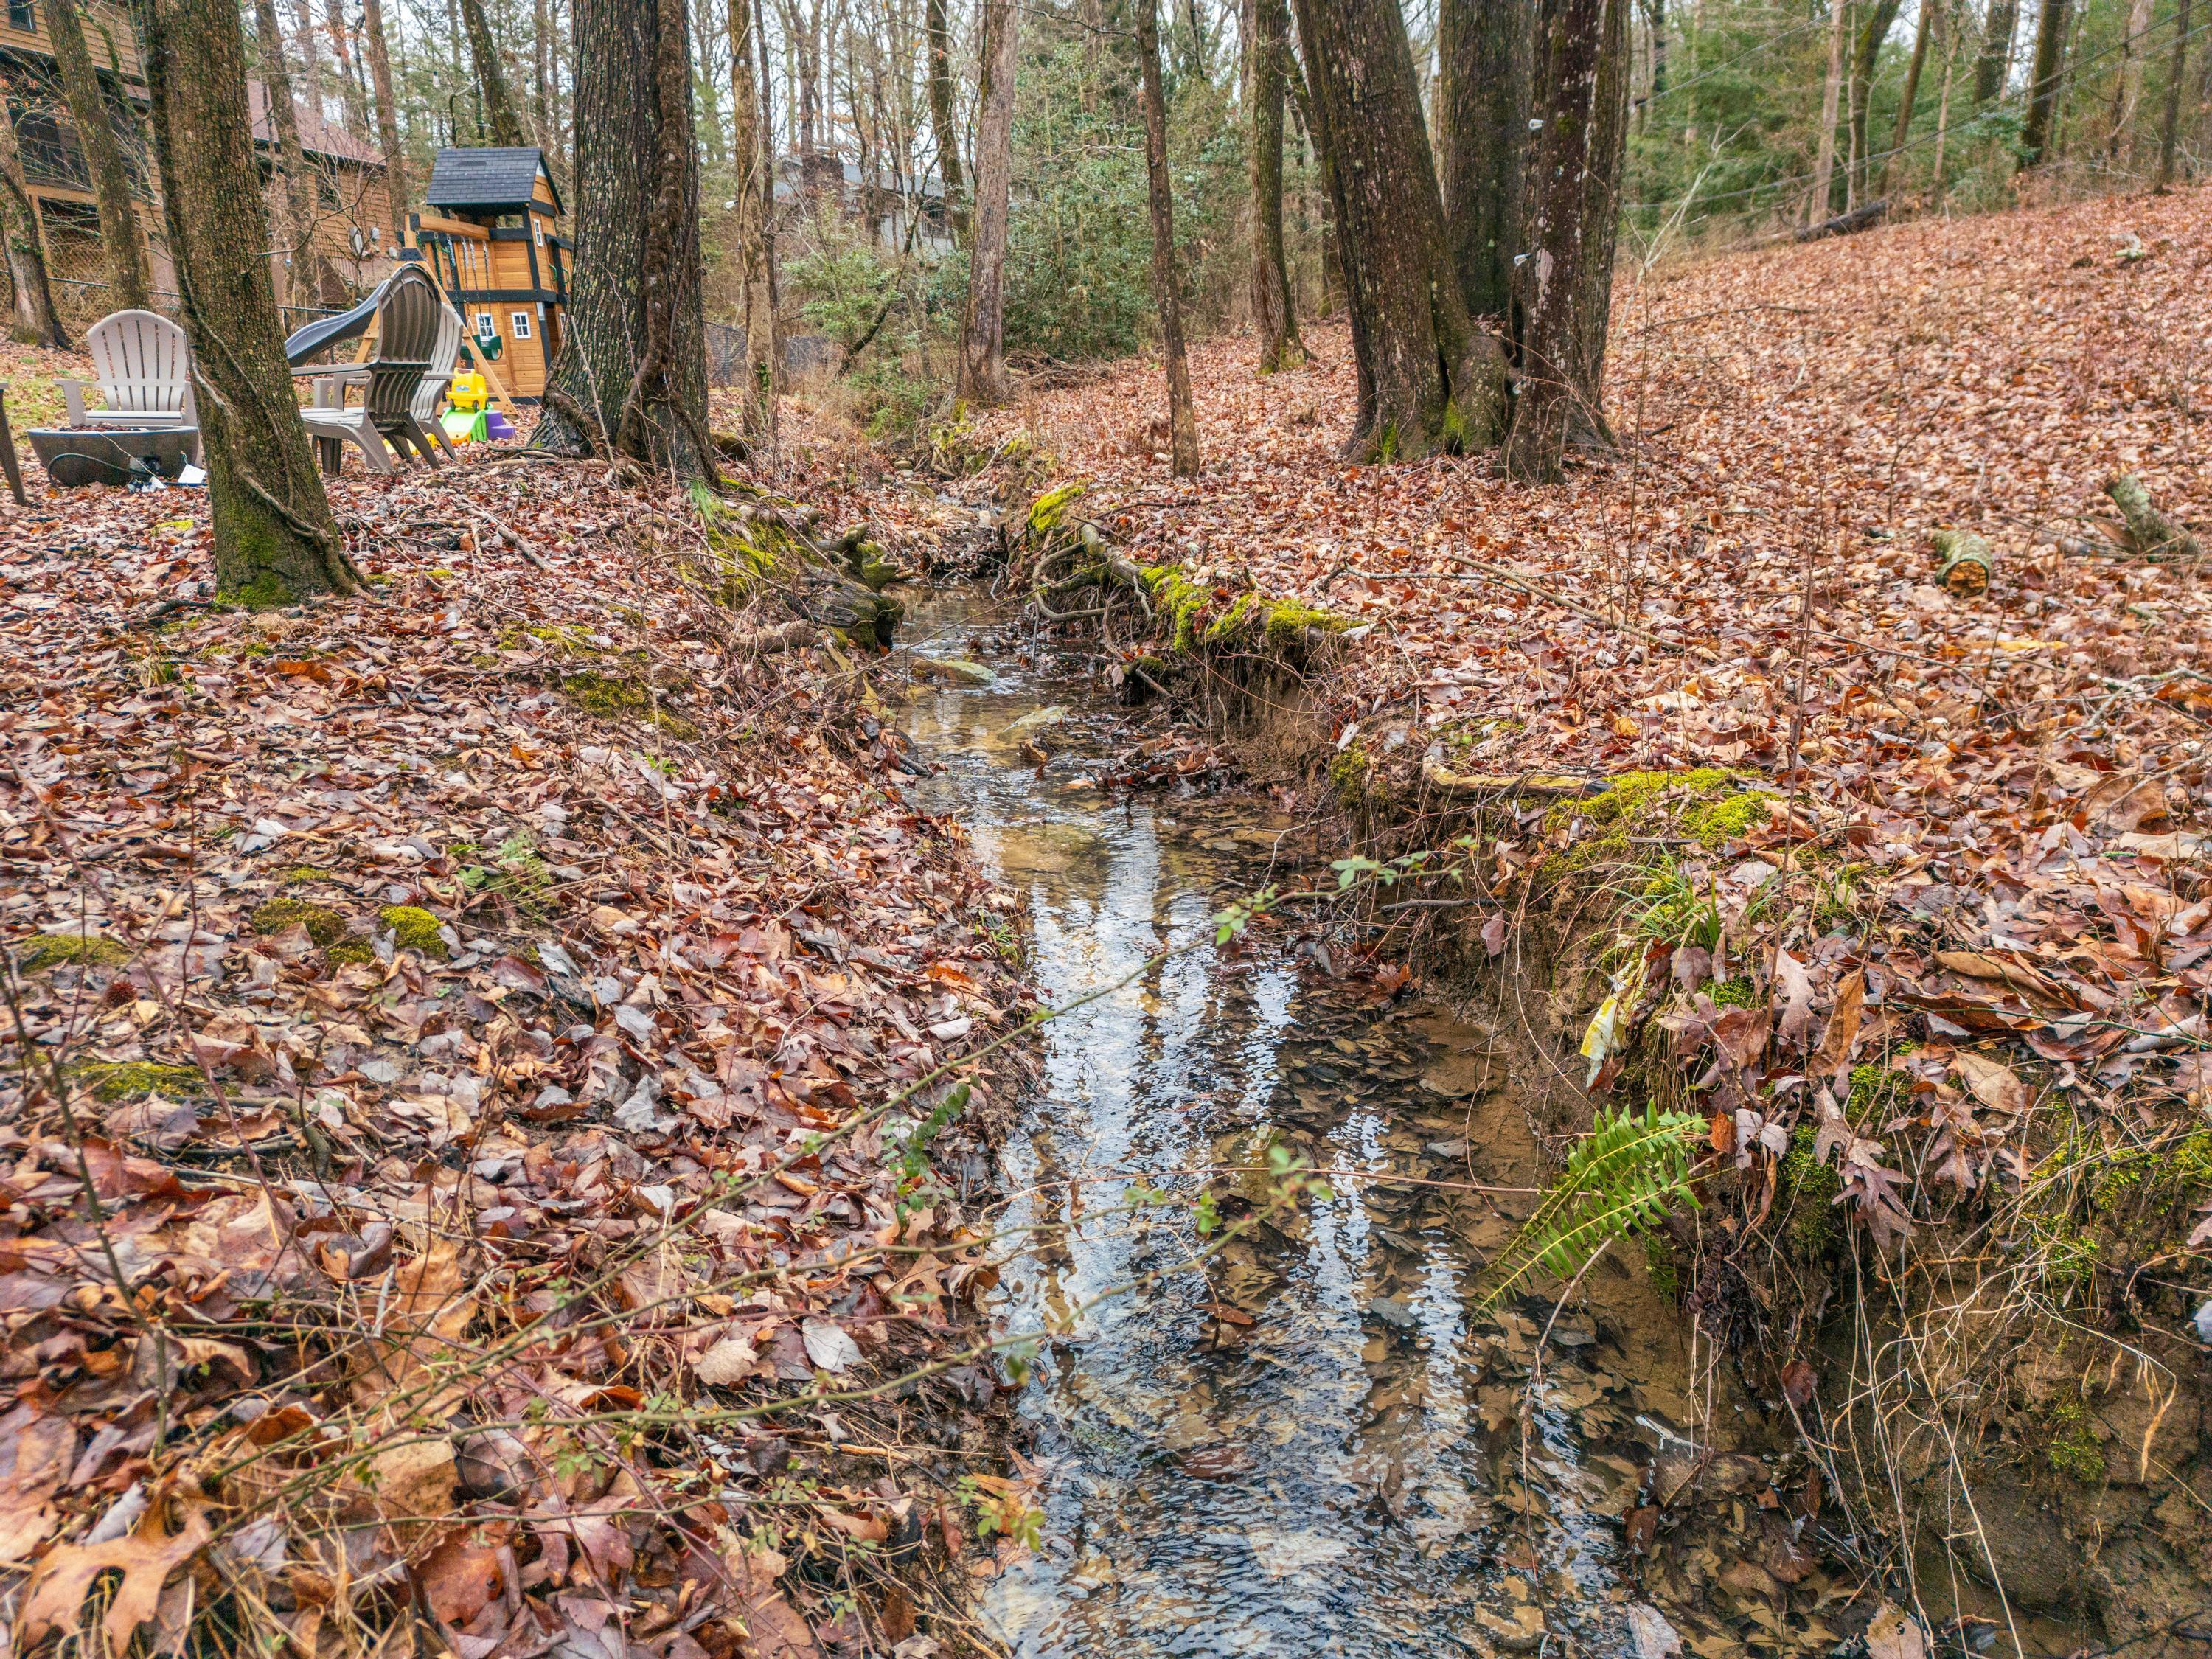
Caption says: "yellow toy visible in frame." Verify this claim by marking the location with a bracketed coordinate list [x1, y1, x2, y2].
[448, 369, 487, 413]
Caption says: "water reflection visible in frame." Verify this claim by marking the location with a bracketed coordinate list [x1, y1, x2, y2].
[897, 593, 1658, 1658]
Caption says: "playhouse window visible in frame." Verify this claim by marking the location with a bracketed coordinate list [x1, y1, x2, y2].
[510, 311, 532, 339]
[475, 311, 495, 338]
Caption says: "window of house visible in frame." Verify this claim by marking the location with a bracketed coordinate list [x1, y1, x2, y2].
[7, 0, 36, 32]
[510, 311, 532, 340]
[475, 311, 495, 338]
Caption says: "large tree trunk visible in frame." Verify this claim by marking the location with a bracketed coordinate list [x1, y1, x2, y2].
[0, 116, 69, 347]
[1847, 0, 1905, 205]
[290, 0, 323, 116]
[128, 0, 352, 602]
[1245, 0, 1304, 369]
[1290, 0, 1507, 460]
[925, 0, 968, 242]
[1809, 0, 1848, 220]
[1974, 0, 2019, 103]
[1439, 0, 1531, 321]
[1567, 0, 1629, 448]
[252, 0, 322, 312]
[1135, 0, 1198, 474]
[359, 0, 409, 243]
[2017, 0, 2071, 160]
[954, 0, 1016, 406]
[2106, 0, 2155, 156]
[541, 0, 709, 473]
[1503, 0, 1607, 482]
[532, 0, 554, 142]
[2156, 0, 2192, 184]
[322, 0, 370, 136]
[458, 0, 529, 147]
[46, 0, 155, 311]
[728, 0, 774, 431]
[1882, 0, 1935, 193]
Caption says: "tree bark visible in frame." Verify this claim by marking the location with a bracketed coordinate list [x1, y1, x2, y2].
[1568, 0, 1629, 447]
[1809, 0, 1848, 220]
[1882, 0, 1934, 193]
[128, 0, 352, 602]
[0, 116, 69, 347]
[2156, 0, 2191, 184]
[458, 0, 530, 147]
[1135, 0, 1198, 474]
[322, 0, 370, 136]
[2017, 0, 2070, 161]
[1504, 0, 1609, 480]
[1439, 0, 1531, 321]
[532, 0, 553, 142]
[289, 0, 323, 116]
[359, 0, 409, 243]
[541, 0, 709, 473]
[1245, 0, 1304, 369]
[1848, 0, 1905, 205]
[252, 0, 322, 311]
[728, 0, 774, 430]
[955, 0, 1016, 406]
[2107, 0, 2155, 156]
[925, 0, 968, 241]
[1974, 0, 2019, 102]
[1290, 0, 1508, 459]
[46, 0, 155, 310]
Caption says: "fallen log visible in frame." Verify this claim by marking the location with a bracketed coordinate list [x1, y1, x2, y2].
[1420, 757, 1607, 797]
[1795, 199, 1888, 243]
[2104, 474, 2203, 560]
[1930, 528, 1993, 596]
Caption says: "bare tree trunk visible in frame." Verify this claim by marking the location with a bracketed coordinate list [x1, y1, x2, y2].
[1134, 0, 1197, 473]
[0, 116, 69, 347]
[253, 0, 322, 312]
[1505, 0, 1607, 481]
[2107, 0, 2155, 156]
[925, 0, 968, 242]
[729, 0, 775, 430]
[2157, 0, 2192, 183]
[358, 0, 410, 242]
[1933, 2, 1961, 187]
[1974, 0, 2019, 102]
[1246, 0, 1304, 369]
[458, 0, 529, 146]
[542, 0, 709, 473]
[1848, 0, 1905, 204]
[2018, 0, 2070, 160]
[290, 0, 324, 116]
[1809, 0, 1848, 220]
[1568, 0, 1629, 447]
[1882, 0, 1935, 192]
[322, 0, 369, 135]
[954, 0, 1015, 405]
[1439, 0, 1531, 321]
[46, 0, 155, 310]
[128, 0, 352, 601]
[1291, 0, 1507, 459]
[532, 0, 554, 141]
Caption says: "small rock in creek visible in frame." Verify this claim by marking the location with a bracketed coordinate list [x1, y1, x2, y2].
[914, 657, 996, 686]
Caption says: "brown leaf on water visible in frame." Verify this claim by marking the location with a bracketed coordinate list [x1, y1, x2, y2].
[1864, 1601, 1927, 1659]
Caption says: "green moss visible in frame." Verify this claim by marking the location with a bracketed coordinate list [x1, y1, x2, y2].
[561, 672, 700, 741]
[1329, 745, 1371, 810]
[1375, 422, 1399, 464]
[1552, 770, 1759, 849]
[1139, 565, 1213, 653]
[1028, 481, 1088, 536]
[2032, 1216, 2101, 1294]
[16, 931, 131, 972]
[1846, 1063, 1913, 1124]
[1781, 1123, 1844, 1255]
[1680, 791, 1776, 849]
[249, 897, 346, 946]
[325, 941, 375, 966]
[1711, 975, 1759, 1008]
[283, 865, 338, 884]
[218, 569, 295, 612]
[378, 905, 449, 959]
[1203, 592, 1257, 644]
[2045, 1399, 2107, 1485]
[74, 1060, 202, 1101]
[1263, 599, 1352, 641]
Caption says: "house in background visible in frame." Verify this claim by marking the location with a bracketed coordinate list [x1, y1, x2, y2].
[409, 146, 566, 399]
[0, 0, 391, 323]
[772, 153, 951, 257]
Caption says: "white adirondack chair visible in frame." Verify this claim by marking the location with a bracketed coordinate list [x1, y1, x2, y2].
[409, 302, 465, 461]
[60, 310, 199, 459]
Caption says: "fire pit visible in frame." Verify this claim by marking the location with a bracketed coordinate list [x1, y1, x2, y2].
[27, 427, 201, 487]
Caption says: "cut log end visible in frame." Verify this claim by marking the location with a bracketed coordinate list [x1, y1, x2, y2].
[1930, 528, 1993, 596]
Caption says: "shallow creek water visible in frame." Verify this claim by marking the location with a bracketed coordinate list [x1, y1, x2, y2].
[896, 591, 1709, 1658]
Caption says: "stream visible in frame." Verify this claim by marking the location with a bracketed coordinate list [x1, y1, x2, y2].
[896, 590, 1714, 1659]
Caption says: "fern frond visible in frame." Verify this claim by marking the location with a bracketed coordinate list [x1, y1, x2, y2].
[1477, 1103, 1705, 1309]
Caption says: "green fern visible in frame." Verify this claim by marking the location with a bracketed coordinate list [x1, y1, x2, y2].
[1477, 1103, 1706, 1308]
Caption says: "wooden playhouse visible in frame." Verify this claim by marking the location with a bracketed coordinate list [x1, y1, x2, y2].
[408, 147, 568, 399]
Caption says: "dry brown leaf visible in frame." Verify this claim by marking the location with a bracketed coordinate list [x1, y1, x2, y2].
[19, 1489, 212, 1655]
[1952, 1051, 2030, 1115]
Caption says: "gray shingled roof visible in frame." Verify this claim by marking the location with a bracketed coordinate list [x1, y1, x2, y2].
[424, 147, 561, 215]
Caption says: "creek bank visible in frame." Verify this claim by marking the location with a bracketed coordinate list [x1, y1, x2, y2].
[970, 476, 2212, 1657]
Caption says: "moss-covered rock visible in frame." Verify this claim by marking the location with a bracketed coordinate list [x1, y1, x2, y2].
[1027, 481, 1088, 537]
[379, 905, 449, 960]
[249, 897, 347, 947]
[15, 932, 131, 972]
[74, 1060, 203, 1101]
